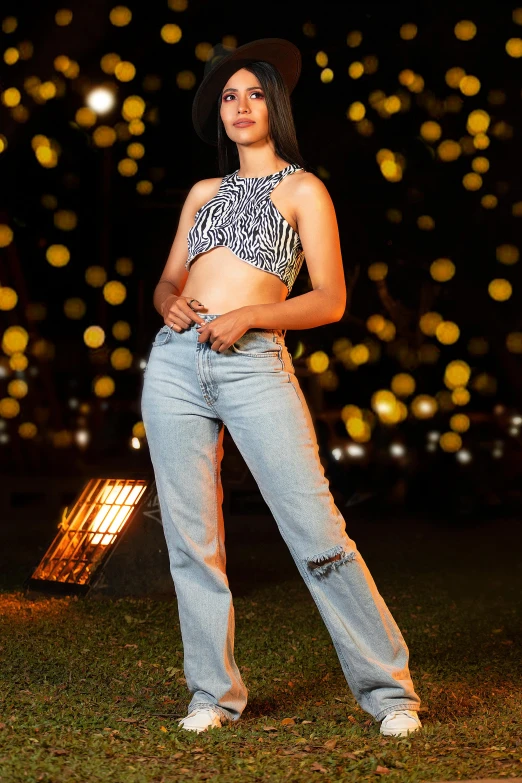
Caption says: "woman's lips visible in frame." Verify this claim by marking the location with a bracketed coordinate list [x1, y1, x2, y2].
[234, 121, 255, 127]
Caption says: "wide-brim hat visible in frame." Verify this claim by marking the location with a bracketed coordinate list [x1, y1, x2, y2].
[192, 37, 302, 146]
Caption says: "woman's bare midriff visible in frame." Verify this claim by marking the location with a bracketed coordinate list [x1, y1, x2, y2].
[179, 169, 304, 315]
[180, 246, 289, 314]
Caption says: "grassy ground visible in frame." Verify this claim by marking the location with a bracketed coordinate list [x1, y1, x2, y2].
[1, 511, 521, 782]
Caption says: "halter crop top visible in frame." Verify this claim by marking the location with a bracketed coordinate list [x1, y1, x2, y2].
[186, 162, 306, 294]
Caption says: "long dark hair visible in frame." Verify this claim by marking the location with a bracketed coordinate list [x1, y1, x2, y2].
[216, 60, 308, 176]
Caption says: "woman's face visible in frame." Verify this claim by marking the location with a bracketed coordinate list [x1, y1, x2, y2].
[219, 67, 269, 144]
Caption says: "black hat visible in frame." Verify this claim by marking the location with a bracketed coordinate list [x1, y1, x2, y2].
[192, 37, 302, 146]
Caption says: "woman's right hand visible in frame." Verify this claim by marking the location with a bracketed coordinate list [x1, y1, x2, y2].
[161, 294, 207, 331]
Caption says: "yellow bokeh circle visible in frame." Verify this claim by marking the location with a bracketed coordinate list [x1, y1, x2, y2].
[45, 244, 70, 267]
[307, 350, 329, 374]
[350, 344, 370, 365]
[435, 321, 460, 344]
[0, 286, 18, 310]
[419, 311, 442, 336]
[371, 389, 397, 417]
[161, 24, 182, 44]
[0, 224, 14, 247]
[2, 326, 29, 354]
[439, 431, 462, 452]
[93, 376, 115, 397]
[112, 320, 131, 340]
[391, 373, 416, 397]
[136, 180, 153, 194]
[454, 20, 477, 41]
[84, 326, 105, 349]
[444, 360, 471, 388]
[9, 352, 28, 371]
[346, 417, 371, 442]
[368, 262, 388, 281]
[506, 332, 522, 353]
[122, 96, 145, 121]
[8, 379, 28, 398]
[430, 258, 455, 282]
[0, 397, 20, 418]
[488, 278, 512, 301]
[110, 347, 133, 369]
[93, 126, 117, 147]
[103, 280, 127, 305]
[115, 257, 133, 276]
[366, 314, 386, 334]
[450, 413, 470, 433]
[452, 387, 470, 406]
[132, 421, 146, 438]
[411, 394, 438, 419]
[118, 158, 138, 176]
[496, 244, 519, 265]
[64, 298, 86, 319]
[114, 61, 136, 82]
[85, 265, 107, 287]
[100, 53, 121, 74]
[109, 5, 132, 26]
[126, 142, 144, 159]
[19, 422, 37, 439]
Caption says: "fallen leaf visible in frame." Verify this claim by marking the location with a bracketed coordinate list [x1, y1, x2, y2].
[301, 720, 313, 724]
[160, 726, 168, 733]
[324, 739, 338, 750]
[281, 718, 295, 725]
[375, 765, 390, 775]
[310, 761, 328, 772]
[263, 726, 278, 732]
[49, 749, 68, 756]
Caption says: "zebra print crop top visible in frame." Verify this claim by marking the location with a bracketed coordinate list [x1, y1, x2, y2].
[186, 162, 306, 294]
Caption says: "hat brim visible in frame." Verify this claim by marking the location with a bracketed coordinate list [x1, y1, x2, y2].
[192, 38, 302, 146]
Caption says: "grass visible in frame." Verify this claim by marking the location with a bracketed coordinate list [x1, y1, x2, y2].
[1, 512, 521, 782]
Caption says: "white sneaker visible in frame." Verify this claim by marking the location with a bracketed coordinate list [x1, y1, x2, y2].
[177, 707, 223, 733]
[379, 709, 422, 737]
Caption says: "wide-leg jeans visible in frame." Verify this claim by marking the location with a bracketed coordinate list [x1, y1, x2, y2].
[141, 314, 422, 724]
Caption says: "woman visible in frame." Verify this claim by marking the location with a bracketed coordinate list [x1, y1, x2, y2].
[141, 38, 423, 737]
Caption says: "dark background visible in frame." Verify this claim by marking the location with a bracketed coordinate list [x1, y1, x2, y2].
[1, 0, 522, 541]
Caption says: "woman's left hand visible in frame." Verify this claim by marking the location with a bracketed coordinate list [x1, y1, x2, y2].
[196, 306, 254, 352]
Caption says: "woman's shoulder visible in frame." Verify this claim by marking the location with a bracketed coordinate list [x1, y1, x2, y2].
[189, 175, 226, 199]
[290, 167, 330, 199]
[187, 175, 227, 213]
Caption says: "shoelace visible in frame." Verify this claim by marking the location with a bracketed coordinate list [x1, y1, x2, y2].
[384, 710, 417, 721]
[178, 707, 217, 723]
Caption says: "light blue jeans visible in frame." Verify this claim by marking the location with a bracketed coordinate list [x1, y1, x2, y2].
[141, 314, 422, 724]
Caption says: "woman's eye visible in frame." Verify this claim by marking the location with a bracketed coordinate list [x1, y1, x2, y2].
[223, 91, 264, 101]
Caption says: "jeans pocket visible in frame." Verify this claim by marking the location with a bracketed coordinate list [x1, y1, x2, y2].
[152, 325, 172, 347]
[230, 330, 282, 358]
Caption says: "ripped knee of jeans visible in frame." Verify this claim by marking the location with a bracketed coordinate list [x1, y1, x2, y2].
[307, 543, 357, 578]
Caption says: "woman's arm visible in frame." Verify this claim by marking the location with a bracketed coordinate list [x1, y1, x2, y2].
[244, 173, 347, 330]
[152, 177, 222, 317]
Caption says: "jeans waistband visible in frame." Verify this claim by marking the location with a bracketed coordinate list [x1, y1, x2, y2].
[190, 313, 286, 338]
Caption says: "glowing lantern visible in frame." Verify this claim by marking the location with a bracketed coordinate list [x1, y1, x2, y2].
[26, 479, 176, 597]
